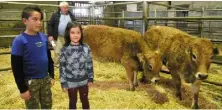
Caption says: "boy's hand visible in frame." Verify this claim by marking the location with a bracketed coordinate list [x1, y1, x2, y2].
[88, 82, 93, 87]
[48, 36, 54, 42]
[21, 90, 31, 101]
[62, 88, 68, 92]
[50, 78, 55, 86]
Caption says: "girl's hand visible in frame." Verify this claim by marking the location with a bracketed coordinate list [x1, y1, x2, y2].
[62, 88, 68, 92]
[50, 78, 55, 86]
[88, 82, 93, 87]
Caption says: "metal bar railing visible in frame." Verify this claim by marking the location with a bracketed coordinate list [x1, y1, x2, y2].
[147, 17, 222, 21]
[148, 2, 201, 12]
[94, 1, 142, 7]
[0, 1, 90, 9]
[1, 16, 222, 22]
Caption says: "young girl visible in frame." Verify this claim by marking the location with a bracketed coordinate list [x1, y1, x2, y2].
[60, 22, 94, 109]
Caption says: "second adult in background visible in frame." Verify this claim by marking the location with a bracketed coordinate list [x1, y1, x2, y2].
[47, 1, 76, 67]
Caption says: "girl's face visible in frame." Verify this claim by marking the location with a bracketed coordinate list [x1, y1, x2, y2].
[70, 27, 81, 44]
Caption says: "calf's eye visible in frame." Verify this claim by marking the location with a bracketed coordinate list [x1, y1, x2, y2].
[192, 54, 197, 60]
[148, 64, 153, 70]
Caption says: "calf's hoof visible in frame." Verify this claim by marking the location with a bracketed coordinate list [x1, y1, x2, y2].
[134, 83, 139, 87]
[176, 93, 182, 100]
[191, 103, 199, 109]
[129, 87, 135, 91]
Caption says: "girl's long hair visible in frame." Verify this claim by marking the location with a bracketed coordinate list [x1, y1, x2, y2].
[63, 22, 83, 47]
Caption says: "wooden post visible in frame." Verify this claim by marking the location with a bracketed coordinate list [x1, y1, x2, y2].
[118, 16, 120, 27]
[43, 10, 47, 34]
[92, 3, 95, 24]
[199, 6, 204, 37]
[154, 9, 157, 25]
[88, 7, 92, 24]
[121, 10, 125, 27]
[209, 21, 212, 38]
[165, 1, 171, 26]
[143, 1, 148, 34]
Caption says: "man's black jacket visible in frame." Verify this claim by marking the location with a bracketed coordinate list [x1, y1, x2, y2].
[47, 10, 76, 40]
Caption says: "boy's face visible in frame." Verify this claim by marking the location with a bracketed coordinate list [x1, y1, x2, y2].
[70, 27, 81, 44]
[23, 11, 42, 33]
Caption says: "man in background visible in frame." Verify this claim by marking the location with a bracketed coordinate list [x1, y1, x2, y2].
[47, 1, 76, 67]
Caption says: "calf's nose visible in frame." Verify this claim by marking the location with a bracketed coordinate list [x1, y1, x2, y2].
[196, 72, 208, 80]
[151, 78, 160, 84]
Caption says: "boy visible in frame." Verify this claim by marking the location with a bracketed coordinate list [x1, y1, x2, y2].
[11, 6, 54, 109]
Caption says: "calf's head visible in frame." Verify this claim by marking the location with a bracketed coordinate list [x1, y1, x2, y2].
[188, 38, 213, 80]
[137, 51, 162, 83]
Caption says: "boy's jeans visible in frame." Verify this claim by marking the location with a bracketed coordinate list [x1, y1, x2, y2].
[25, 75, 52, 109]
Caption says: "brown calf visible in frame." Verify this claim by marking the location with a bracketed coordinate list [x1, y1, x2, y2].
[144, 26, 213, 108]
[83, 25, 163, 91]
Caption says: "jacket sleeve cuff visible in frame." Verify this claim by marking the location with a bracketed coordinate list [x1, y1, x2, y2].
[50, 75, 54, 79]
[61, 82, 68, 88]
[19, 84, 29, 93]
[88, 78, 94, 83]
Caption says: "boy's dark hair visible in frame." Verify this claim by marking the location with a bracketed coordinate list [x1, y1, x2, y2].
[64, 22, 84, 47]
[21, 6, 43, 20]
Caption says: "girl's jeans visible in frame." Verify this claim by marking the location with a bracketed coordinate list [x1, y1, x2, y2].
[68, 85, 89, 109]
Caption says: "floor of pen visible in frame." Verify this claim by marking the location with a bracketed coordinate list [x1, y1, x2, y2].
[0, 48, 221, 109]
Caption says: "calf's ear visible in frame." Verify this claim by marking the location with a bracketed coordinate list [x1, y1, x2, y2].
[186, 45, 193, 56]
[213, 47, 219, 55]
